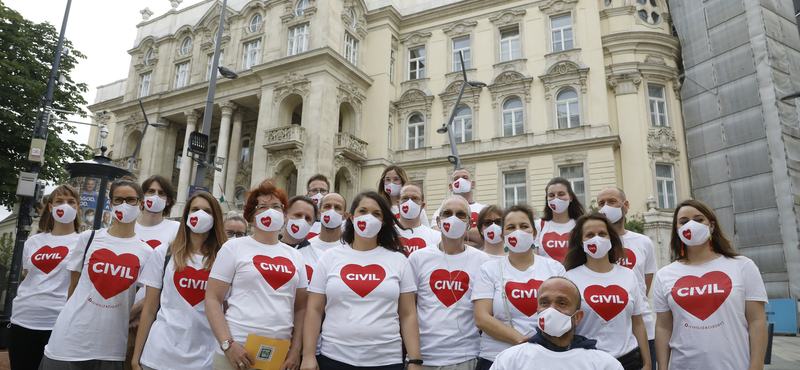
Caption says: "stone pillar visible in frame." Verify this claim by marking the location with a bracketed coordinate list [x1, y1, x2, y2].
[296, 75, 337, 195]
[174, 110, 199, 217]
[225, 109, 244, 203]
[642, 196, 675, 269]
[214, 102, 237, 198]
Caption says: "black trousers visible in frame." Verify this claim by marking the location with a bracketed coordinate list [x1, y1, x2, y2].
[9, 323, 51, 370]
[317, 354, 403, 370]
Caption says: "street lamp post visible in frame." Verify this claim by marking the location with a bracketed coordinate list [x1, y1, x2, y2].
[129, 100, 167, 173]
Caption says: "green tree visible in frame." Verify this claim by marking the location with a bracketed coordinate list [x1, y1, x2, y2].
[0, 4, 92, 210]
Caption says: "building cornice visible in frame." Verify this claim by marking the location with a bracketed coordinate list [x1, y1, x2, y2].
[601, 31, 681, 62]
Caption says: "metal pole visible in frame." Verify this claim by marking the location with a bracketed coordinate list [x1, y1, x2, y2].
[443, 51, 469, 171]
[194, 0, 227, 187]
[128, 100, 153, 173]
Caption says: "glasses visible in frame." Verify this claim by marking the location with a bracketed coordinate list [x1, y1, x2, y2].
[481, 218, 502, 228]
[111, 197, 140, 206]
[254, 204, 284, 213]
[225, 230, 247, 238]
[399, 196, 422, 204]
[440, 209, 470, 222]
[308, 188, 328, 195]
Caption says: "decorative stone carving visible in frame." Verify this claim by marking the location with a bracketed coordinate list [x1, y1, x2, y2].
[337, 83, 366, 110]
[236, 162, 252, 189]
[335, 132, 368, 161]
[400, 31, 432, 46]
[646, 195, 658, 211]
[488, 71, 533, 108]
[114, 156, 140, 176]
[263, 125, 306, 150]
[635, 0, 664, 25]
[170, 0, 182, 10]
[647, 127, 678, 151]
[539, 0, 578, 15]
[607, 73, 642, 95]
[333, 154, 361, 186]
[671, 75, 682, 98]
[140, 8, 154, 21]
[273, 72, 310, 102]
[443, 21, 478, 37]
[552, 151, 587, 164]
[488, 9, 526, 26]
[644, 55, 666, 65]
[498, 158, 529, 171]
[266, 148, 304, 174]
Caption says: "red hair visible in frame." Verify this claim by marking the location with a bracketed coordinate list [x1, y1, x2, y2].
[243, 179, 289, 222]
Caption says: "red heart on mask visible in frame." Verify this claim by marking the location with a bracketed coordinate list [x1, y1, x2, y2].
[584, 285, 629, 322]
[146, 200, 153, 208]
[31, 245, 69, 274]
[173, 266, 210, 307]
[508, 237, 517, 247]
[682, 229, 691, 240]
[253, 256, 296, 290]
[402, 205, 409, 214]
[261, 217, 272, 227]
[114, 210, 123, 220]
[357, 220, 366, 231]
[487, 231, 495, 240]
[341, 264, 386, 297]
[290, 223, 300, 234]
[587, 244, 597, 254]
[386, 188, 392, 194]
[313, 198, 319, 204]
[539, 317, 546, 331]
[189, 217, 198, 227]
[550, 204, 556, 211]
[430, 269, 469, 307]
[56, 209, 64, 218]
[88, 249, 140, 299]
[505, 279, 544, 316]
[323, 215, 330, 224]
[454, 182, 460, 188]
[671, 271, 732, 321]
[443, 223, 451, 232]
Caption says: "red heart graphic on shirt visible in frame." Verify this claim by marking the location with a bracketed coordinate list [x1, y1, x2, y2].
[146, 200, 153, 208]
[550, 204, 556, 210]
[386, 188, 392, 194]
[471, 212, 479, 228]
[400, 237, 427, 255]
[305, 265, 314, 284]
[252, 256, 296, 290]
[454, 182, 460, 189]
[443, 223, 451, 232]
[430, 269, 469, 307]
[541, 232, 570, 262]
[340, 264, 386, 298]
[173, 266, 210, 307]
[584, 285, 629, 322]
[323, 215, 330, 224]
[31, 245, 69, 274]
[306, 232, 319, 239]
[682, 229, 691, 240]
[357, 221, 366, 231]
[402, 205, 409, 214]
[587, 244, 597, 254]
[508, 237, 517, 247]
[56, 209, 64, 218]
[290, 223, 300, 234]
[487, 231, 495, 240]
[88, 249, 140, 299]
[115, 210, 123, 220]
[671, 271, 732, 321]
[144, 240, 161, 249]
[189, 217, 198, 227]
[504, 279, 543, 316]
[261, 217, 272, 227]
[616, 248, 637, 269]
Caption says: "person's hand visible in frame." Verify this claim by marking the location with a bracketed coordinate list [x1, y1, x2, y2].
[131, 361, 141, 370]
[279, 346, 301, 370]
[129, 316, 140, 331]
[225, 342, 255, 369]
[299, 355, 319, 370]
[642, 359, 652, 370]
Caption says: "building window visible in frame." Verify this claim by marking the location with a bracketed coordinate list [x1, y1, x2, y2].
[453, 106, 472, 143]
[656, 164, 676, 209]
[288, 24, 309, 56]
[180, 37, 192, 55]
[551, 14, 573, 52]
[556, 89, 580, 128]
[295, 0, 308, 16]
[174, 62, 190, 89]
[503, 171, 527, 207]
[137, 73, 151, 98]
[348, 8, 358, 28]
[249, 14, 262, 33]
[240, 138, 251, 162]
[499, 28, 520, 62]
[242, 40, 261, 69]
[206, 51, 224, 80]
[502, 98, 523, 136]
[452, 36, 470, 71]
[408, 46, 425, 80]
[407, 113, 425, 149]
[176, 153, 182, 169]
[648, 85, 668, 126]
[388, 114, 393, 149]
[560, 165, 586, 206]
[344, 33, 358, 65]
[144, 49, 154, 66]
[390, 49, 396, 84]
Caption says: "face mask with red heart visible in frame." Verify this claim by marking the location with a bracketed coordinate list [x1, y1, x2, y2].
[353, 214, 382, 238]
[255, 208, 283, 232]
[310, 193, 324, 208]
[583, 236, 612, 259]
[384, 183, 402, 197]
[399, 199, 421, 220]
[143, 195, 166, 213]
[548, 198, 570, 214]
[186, 210, 214, 234]
[599, 205, 623, 224]
[678, 220, 711, 246]
[52, 203, 77, 224]
[286, 218, 312, 239]
[505, 229, 534, 253]
[452, 178, 471, 194]
[320, 209, 343, 229]
[483, 223, 503, 244]
[112, 203, 140, 223]
[439, 215, 468, 239]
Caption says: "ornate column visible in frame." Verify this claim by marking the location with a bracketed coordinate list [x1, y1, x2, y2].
[225, 109, 244, 203]
[174, 110, 199, 217]
[214, 102, 237, 198]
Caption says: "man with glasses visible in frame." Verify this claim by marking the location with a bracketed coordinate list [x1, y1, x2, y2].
[396, 184, 440, 255]
[305, 174, 330, 239]
[302, 193, 348, 284]
[279, 196, 318, 249]
[431, 168, 486, 248]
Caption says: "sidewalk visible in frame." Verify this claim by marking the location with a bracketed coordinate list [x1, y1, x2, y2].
[766, 335, 800, 370]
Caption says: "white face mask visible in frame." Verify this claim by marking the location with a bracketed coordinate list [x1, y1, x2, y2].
[112, 203, 140, 223]
[505, 230, 535, 253]
[353, 214, 382, 238]
[86, 215, 95, 223]
[310, 193, 324, 208]
[286, 218, 312, 240]
[399, 200, 421, 220]
[483, 224, 503, 244]
[439, 215, 468, 239]
[548, 198, 570, 214]
[320, 209, 343, 229]
[255, 208, 283, 232]
[52, 204, 77, 224]
[599, 205, 623, 224]
[678, 220, 711, 246]
[583, 236, 612, 259]
[538, 307, 578, 337]
[384, 183, 402, 197]
[143, 195, 166, 213]
[186, 210, 214, 234]
[452, 178, 471, 194]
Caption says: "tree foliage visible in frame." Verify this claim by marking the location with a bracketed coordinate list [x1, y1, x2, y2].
[0, 4, 92, 210]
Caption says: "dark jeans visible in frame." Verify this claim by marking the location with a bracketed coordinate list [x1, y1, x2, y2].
[38, 356, 123, 370]
[649, 339, 656, 370]
[9, 323, 51, 370]
[317, 355, 403, 370]
[474, 358, 493, 370]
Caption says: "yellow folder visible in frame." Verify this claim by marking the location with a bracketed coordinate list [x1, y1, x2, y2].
[243, 334, 291, 370]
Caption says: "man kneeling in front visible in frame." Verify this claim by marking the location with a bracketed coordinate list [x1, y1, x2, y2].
[490, 277, 623, 370]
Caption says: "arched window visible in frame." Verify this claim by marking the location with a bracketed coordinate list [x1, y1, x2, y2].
[556, 89, 580, 128]
[348, 8, 358, 28]
[144, 49, 154, 65]
[295, 0, 308, 16]
[407, 113, 425, 149]
[249, 14, 262, 32]
[240, 137, 251, 162]
[502, 98, 523, 136]
[180, 37, 192, 55]
[453, 106, 472, 143]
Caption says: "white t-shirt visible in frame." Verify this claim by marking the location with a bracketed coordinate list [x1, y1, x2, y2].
[472, 256, 567, 361]
[44, 229, 153, 361]
[396, 224, 441, 256]
[391, 204, 431, 227]
[12, 232, 80, 330]
[209, 237, 307, 354]
[566, 265, 643, 358]
[483, 253, 506, 262]
[303, 236, 346, 284]
[431, 202, 486, 228]
[409, 246, 490, 366]
[307, 222, 321, 240]
[138, 244, 217, 370]
[308, 244, 416, 366]
[534, 219, 575, 262]
[491, 342, 624, 370]
[134, 219, 180, 301]
[653, 256, 767, 370]
[618, 231, 658, 340]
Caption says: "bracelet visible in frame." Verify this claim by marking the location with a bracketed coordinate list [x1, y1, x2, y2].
[407, 359, 423, 365]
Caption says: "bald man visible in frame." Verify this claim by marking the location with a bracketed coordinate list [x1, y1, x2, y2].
[302, 193, 348, 284]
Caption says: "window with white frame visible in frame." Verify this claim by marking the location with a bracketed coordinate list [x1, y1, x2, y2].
[500, 28, 521, 62]
[453, 106, 472, 143]
[407, 113, 425, 149]
[551, 14, 574, 52]
[390, 49, 396, 83]
[206, 52, 224, 80]
[180, 37, 192, 55]
[176, 153, 182, 169]
[502, 98, 523, 136]
[408, 47, 425, 80]
[348, 8, 358, 28]
[295, 0, 308, 16]
[388, 114, 393, 149]
[452, 36, 471, 71]
[144, 49, 154, 65]
[503, 171, 527, 207]
[648, 84, 668, 126]
[288, 24, 309, 56]
[138, 73, 151, 98]
[560, 165, 586, 205]
[174, 62, 190, 89]
[242, 40, 261, 69]
[249, 14, 262, 33]
[240, 137, 251, 162]
[556, 89, 580, 128]
[656, 164, 676, 209]
[344, 33, 358, 65]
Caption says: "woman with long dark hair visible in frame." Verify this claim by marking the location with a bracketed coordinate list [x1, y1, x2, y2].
[301, 191, 421, 370]
[378, 165, 430, 227]
[535, 177, 585, 262]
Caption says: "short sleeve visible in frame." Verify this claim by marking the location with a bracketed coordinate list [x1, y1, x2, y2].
[21, 238, 33, 270]
[472, 260, 498, 301]
[295, 252, 308, 289]
[630, 278, 644, 316]
[399, 258, 416, 294]
[139, 245, 168, 289]
[408, 252, 422, 288]
[209, 244, 237, 284]
[740, 258, 768, 302]
[554, 261, 567, 277]
[652, 273, 670, 313]
[643, 238, 658, 274]
[307, 257, 329, 294]
[65, 231, 91, 272]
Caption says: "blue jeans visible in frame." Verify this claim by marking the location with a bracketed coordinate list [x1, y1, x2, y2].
[474, 358, 492, 370]
[649, 339, 656, 370]
[317, 355, 403, 370]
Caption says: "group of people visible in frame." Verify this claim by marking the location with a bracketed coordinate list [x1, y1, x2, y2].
[8, 166, 768, 370]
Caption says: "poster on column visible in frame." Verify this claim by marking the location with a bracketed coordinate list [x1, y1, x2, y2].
[71, 176, 112, 231]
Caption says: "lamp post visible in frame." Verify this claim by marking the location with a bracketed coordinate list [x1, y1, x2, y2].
[129, 100, 167, 173]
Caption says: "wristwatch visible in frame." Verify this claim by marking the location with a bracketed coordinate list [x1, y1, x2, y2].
[221, 339, 235, 351]
[407, 359, 423, 365]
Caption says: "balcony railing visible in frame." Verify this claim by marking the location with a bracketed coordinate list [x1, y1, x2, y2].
[113, 156, 139, 175]
[263, 125, 305, 151]
[335, 132, 368, 161]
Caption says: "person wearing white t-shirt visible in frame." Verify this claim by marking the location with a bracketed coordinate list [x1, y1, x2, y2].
[476, 205, 506, 261]
[206, 179, 308, 370]
[653, 199, 767, 370]
[303, 193, 348, 284]
[535, 177, 586, 262]
[473, 205, 567, 370]
[563, 213, 650, 370]
[279, 196, 318, 249]
[9, 185, 82, 370]
[491, 277, 623, 370]
[301, 191, 421, 370]
[132, 192, 228, 370]
[430, 168, 485, 248]
[596, 187, 658, 369]
[41, 180, 154, 370]
[306, 173, 331, 240]
[396, 184, 441, 256]
[379, 165, 431, 228]
[410, 195, 490, 369]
